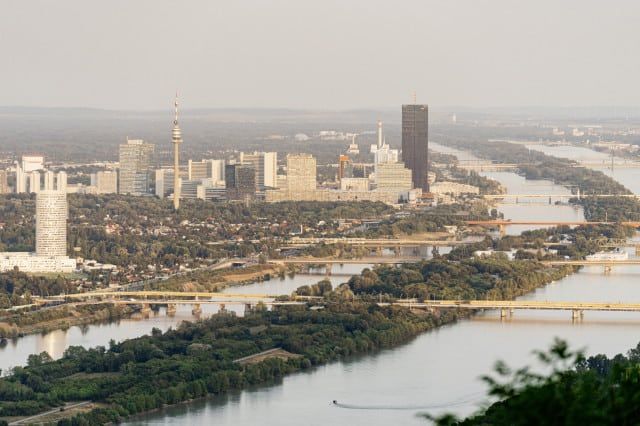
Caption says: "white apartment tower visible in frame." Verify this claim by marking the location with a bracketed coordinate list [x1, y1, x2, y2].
[35, 190, 68, 257]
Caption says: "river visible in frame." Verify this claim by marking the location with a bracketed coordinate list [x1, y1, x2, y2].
[0, 265, 368, 372]
[5, 143, 640, 425]
[121, 144, 640, 425]
[522, 143, 640, 194]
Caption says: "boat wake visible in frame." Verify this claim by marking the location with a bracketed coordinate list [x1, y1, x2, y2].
[332, 392, 484, 411]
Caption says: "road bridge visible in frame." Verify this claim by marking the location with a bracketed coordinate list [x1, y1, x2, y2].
[44, 291, 310, 316]
[270, 257, 423, 276]
[482, 194, 637, 200]
[397, 300, 640, 320]
[283, 237, 469, 250]
[466, 220, 640, 236]
[542, 259, 640, 274]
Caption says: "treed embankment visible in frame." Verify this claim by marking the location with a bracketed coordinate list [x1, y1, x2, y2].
[436, 135, 640, 221]
[0, 250, 572, 425]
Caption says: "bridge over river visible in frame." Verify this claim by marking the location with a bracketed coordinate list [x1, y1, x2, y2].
[395, 300, 640, 320]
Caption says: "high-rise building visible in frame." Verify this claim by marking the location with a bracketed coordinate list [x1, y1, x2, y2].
[187, 159, 225, 184]
[338, 155, 350, 181]
[44, 170, 56, 191]
[29, 171, 41, 193]
[171, 95, 183, 210]
[286, 154, 316, 193]
[91, 170, 117, 194]
[36, 190, 68, 257]
[155, 168, 174, 198]
[15, 162, 26, 193]
[0, 170, 8, 194]
[57, 171, 67, 193]
[118, 139, 154, 195]
[240, 152, 277, 189]
[21, 155, 44, 173]
[225, 164, 256, 201]
[402, 104, 429, 191]
[375, 162, 413, 192]
[0, 186, 75, 272]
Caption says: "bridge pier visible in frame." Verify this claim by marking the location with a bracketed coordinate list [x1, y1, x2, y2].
[166, 303, 177, 316]
[218, 303, 227, 314]
[244, 303, 253, 315]
[191, 303, 202, 316]
[500, 308, 508, 318]
[572, 309, 584, 321]
[141, 303, 151, 318]
[325, 263, 333, 277]
[499, 224, 506, 237]
[604, 265, 612, 274]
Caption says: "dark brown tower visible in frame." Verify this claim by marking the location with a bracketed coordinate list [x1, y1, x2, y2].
[401, 104, 429, 191]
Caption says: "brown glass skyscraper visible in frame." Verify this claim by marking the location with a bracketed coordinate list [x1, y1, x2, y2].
[401, 104, 429, 191]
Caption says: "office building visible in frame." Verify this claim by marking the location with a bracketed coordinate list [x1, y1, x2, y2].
[44, 170, 56, 191]
[340, 178, 369, 192]
[187, 159, 225, 184]
[375, 162, 413, 193]
[225, 164, 256, 201]
[0, 170, 8, 194]
[286, 154, 316, 192]
[402, 104, 429, 191]
[91, 170, 118, 194]
[57, 172, 67, 193]
[118, 139, 154, 195]
[21, 155, 44, 173]
[29, 171, 41, 193]
[15, 162, 26, 193]
[240, 152, 277, 189]
[155, 168, 175, 198]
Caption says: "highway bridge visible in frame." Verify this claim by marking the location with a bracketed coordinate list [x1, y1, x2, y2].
[453, 159, 640, 171]
[481, 194, 638, 200]
[542, 259, 640, 273]
[44, 291, 310, 316]
[466, 220, 640, 235]
[270, 257, 422, 265]
[396, 300, 640, 320]
[283, 237, 469, 248]
[269, 256, 424, 275]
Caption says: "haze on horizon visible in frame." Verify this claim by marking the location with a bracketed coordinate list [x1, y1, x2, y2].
[2, 0, 639, 111]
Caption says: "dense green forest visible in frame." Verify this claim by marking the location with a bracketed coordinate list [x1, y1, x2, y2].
[0, 243, 583, 424]
[435, 339, 640, 425]
[0, 303, 450, 424]
[345, 257, 571, 301]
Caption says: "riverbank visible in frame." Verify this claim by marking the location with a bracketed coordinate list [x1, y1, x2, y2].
[0, 304, 134, 339]
[0, 253, 575, 425]
[0, 264, 287, 341]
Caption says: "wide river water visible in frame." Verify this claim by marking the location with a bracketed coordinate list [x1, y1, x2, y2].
[4, 143, 640, 425]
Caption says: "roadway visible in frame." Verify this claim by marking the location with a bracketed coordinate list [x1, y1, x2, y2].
[269, 257, 423, 265]
[401, 300, 640, 313]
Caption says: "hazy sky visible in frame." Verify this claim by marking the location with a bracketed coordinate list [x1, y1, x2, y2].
[2, 0, 639, 109]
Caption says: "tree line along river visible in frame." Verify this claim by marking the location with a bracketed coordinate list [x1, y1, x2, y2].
[4, 142, 640, 425]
